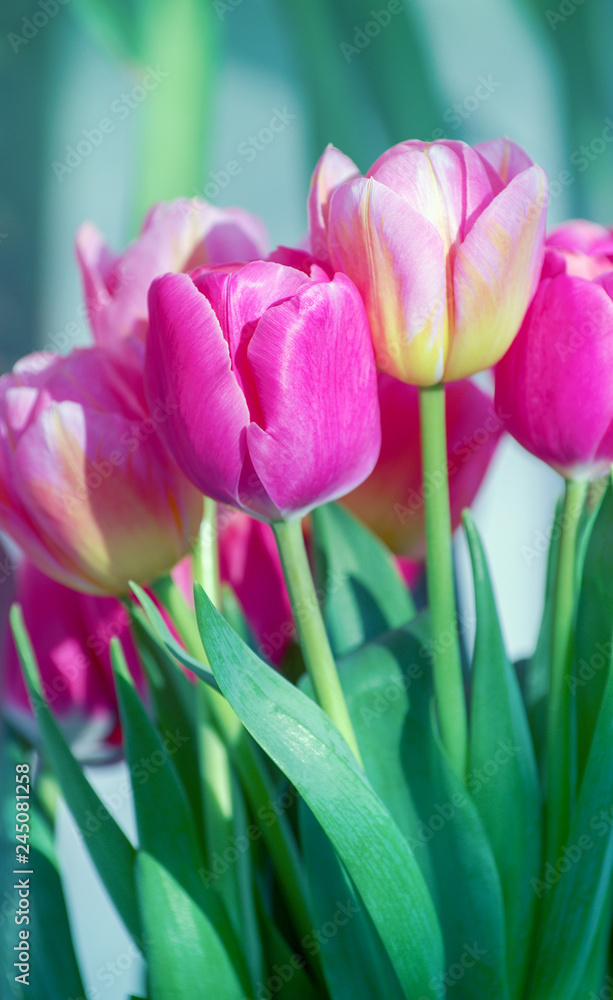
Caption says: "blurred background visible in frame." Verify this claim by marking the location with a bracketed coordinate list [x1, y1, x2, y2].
[0, 0, 611, 995]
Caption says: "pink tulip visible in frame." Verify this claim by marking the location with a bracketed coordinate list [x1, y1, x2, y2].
[342, 375, 503, 557]
[76, 199, 268, 347]
[309, 138, 548, 385]
[0, 343, 203, 595]
[495, 230, 613, 479]
[2, 559, 143, 758]
[144, 259, 381, 521]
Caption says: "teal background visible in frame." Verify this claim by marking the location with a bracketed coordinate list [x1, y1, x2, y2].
[0, 2, 611, 995]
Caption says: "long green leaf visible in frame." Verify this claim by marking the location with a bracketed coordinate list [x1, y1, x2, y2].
[311, 502, 415, 658]
[130, 583, 219, 690]
[110, 638, 250, 995]
[573, 480, 613, 783]
[528, 638, 613, 997]
[135, 851, 242, 1000]
[335, 625, 510, 1000]
[9, 605, 140, 940]
[465, 513, 541, 1000]
[194, 584, 444, 999]
[299, 801, 405, 1000]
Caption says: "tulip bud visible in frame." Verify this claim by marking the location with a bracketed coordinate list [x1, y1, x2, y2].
[496, 224, 613, 480]
[144, 259, 381, 522]
[0, 343, 203, 594]
[310, 138, 548, 385]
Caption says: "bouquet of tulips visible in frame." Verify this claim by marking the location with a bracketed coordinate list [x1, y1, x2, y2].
[2, 137, 613, 1000]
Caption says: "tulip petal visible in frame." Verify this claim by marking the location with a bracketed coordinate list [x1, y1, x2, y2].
[74, 223, 118, 345]
[76, 201, 269, 345]
[146, 273, 250, 508]
[308, 144, 361, 263]
[475, 138, 533, 184]
[447, 164, 548, 381]
[245, 274, 381, 519]
[12, 401, 202, 594]
[496, 275, 613, 476]
[328, 177, 448, 385]
[368, 140, 498, 253]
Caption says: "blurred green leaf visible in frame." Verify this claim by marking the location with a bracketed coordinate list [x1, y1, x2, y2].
[528, 625, 613, 997]
[10, 605, 141, 941]
[194, 584, 445, 999]
[311, 502, 415, 659]
[110, 638, 250, 995]
[465, 512, 541, 1000]
[573, 479, 613, 784]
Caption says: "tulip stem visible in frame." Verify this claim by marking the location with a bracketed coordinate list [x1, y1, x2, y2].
[273, 518, 363, 765]
[194, 498, 222, 611]
[419, 383, 467, 781]
[545, 477, 588, 867]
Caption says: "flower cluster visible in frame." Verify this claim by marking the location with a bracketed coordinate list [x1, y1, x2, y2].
[3, 136, 613, 756]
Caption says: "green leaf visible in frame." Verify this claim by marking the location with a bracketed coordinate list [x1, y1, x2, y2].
[132, 0, 220, 224]
[130, 609, 203, 832]
[573, 479, 613, 783]
[9, 605, 141, 940]
[528, 636, 613, 997]
[194, 584, 444, 1000]
[110, 638, 250, 995]
[464, 513, 541, 1000]
[330, 0, 443, 143]
[135, 851, 242, 1000]
[517, 497, 562, 782]
[335, 626, 510, 1000]
[130, 582, 219, 690]
[299, 801, 405, 1000]
[311, 502, 415, 658]
[26, 796, 87, 1000]
[255, 899, 320, 1000]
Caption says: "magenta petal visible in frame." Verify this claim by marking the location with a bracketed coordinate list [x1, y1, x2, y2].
[245, 273, 381, 519]
[496, 274, 613, 476]
[145, 273, 250, 507]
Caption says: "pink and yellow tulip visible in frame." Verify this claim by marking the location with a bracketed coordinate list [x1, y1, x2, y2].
[310, 138, 548, 385]
[0, 344, 203, 594]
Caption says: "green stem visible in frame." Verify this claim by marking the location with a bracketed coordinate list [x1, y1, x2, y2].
[419, 383, 467, 781]
[272, 518, 363, 765]
[194, 498, 222, 610]
[545, 477, 588, 866]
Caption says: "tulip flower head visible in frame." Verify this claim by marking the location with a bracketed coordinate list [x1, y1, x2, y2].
[0, 344, 203, 594]
[76, 198, 268, 346]
[495, 221, 613, 480]
[145, 258, 381, 522]
[2, 559, 143, 759]
[309, 138, 548, 385]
